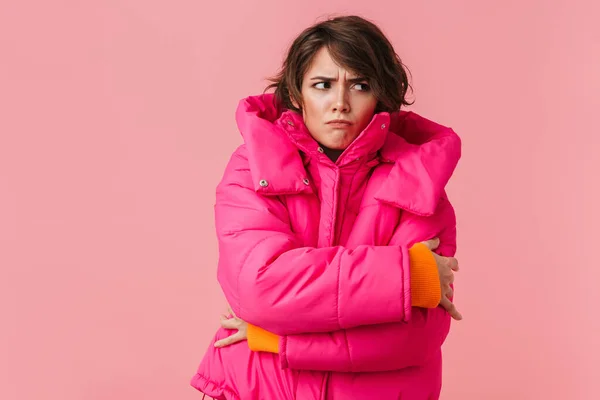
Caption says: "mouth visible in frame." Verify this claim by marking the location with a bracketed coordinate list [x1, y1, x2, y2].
[326, 119, 353, 128]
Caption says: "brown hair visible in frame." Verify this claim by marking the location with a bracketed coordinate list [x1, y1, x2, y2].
[265, 15, 414, 114]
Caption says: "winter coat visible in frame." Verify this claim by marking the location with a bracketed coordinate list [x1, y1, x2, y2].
[191, 92, 462, 399]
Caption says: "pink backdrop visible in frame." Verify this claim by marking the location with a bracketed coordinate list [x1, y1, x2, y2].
[2, 1, 598, 399]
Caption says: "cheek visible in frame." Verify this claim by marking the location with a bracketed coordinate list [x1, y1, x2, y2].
[303, 96, 326, 123]
[355, 100, 377, 126]
[306, 94, 326, 110]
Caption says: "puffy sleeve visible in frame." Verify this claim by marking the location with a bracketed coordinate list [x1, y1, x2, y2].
[248, 199, 457, 373]
[216, 146, 420, 336]
[281, 220, 456, 372]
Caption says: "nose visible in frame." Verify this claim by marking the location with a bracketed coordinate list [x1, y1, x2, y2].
[332, 85, 350, 113]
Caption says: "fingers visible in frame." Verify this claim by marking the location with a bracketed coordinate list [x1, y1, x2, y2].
[228, 307, 237, 319]
[421, 237, 440, 250]
[214, 331, 243, 348]
[438, 255, 459, 272]
[215, 314, 245, 348]
[421, 240, 460, 273]
[223, 303, 236, 319]
[445, 287, 454, 299]
[438, 262, 455, 286]
[446, 256, 459, 271]
[437, 256, 458, 287]
[440, 297, 463, 321]
[220, 315, 240, 330]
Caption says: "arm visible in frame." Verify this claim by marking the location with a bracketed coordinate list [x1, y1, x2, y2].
[216, 147, 420, 336]
[283, 310, 450, 372]
[246, 241, 441, 355]
[248, 204, 457, 372]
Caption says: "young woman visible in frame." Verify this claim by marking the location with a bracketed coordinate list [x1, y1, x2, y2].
[191, 15, 462, 400]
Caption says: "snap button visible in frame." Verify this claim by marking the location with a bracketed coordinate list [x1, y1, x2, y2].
[259, 179, 269, 187]
[302, 178, 310, 185]
[287, 120, 294, 126]
[381, 123, 386, 129]
[317, 147, 324, 153]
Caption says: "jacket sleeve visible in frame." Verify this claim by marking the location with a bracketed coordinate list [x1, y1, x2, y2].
[216, 147, 416, 336]
[247, 242, 442, 350]
[279, 211, 457, 372]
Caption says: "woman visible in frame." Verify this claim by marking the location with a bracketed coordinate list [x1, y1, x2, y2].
[191, 15, 462, 400]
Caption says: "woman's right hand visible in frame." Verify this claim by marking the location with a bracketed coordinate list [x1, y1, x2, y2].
[420, 238, 463, 320]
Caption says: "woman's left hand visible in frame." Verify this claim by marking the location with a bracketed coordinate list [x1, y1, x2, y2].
[214, 307, 248, 348]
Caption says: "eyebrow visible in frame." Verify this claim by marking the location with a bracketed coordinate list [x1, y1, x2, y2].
[309, 76, 368, 83]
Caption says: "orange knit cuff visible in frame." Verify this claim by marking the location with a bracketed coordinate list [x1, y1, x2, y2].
[408, 242, 442, 308]
[247, 323, 280, 353]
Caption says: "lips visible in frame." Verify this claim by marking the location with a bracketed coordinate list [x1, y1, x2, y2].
[327, 120, 352, 128]
[328, 122, 351, 129]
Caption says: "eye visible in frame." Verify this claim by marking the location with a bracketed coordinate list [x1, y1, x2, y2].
[313, 82, 331, 90]
[353, 83, 371, 91]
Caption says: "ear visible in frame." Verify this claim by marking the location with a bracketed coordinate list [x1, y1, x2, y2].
[290, 95, 301, 110]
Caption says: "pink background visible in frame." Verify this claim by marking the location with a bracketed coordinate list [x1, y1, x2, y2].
[2, 1, 598, 399]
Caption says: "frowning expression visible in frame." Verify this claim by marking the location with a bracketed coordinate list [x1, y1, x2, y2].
[292, 46, 378, 150]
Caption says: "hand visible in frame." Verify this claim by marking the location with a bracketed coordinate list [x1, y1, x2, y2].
[420, 237, 463, 321]
[214, 307, 248, 348]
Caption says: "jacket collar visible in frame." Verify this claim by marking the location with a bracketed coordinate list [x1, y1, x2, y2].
[235, 93, 461, 216]
[376, 111, 462, 216]
[277, 107, 391, 166]
[235, 93, 314, 196]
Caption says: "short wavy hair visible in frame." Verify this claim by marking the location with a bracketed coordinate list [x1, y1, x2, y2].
[265, 15, 414, 114]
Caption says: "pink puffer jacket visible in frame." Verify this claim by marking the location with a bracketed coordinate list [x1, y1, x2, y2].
[191, 93, 461, 399]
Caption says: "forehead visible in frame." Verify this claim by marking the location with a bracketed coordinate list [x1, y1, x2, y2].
[305, 46, 359, 77]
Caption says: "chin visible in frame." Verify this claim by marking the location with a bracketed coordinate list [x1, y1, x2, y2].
[322, 140, 349, 150]
[321, 134, 356, 150]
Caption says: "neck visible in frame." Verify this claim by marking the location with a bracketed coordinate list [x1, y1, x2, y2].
[321, 145, 344, 163]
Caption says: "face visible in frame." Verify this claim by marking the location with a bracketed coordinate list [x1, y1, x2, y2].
[292, 47, 378, 150]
